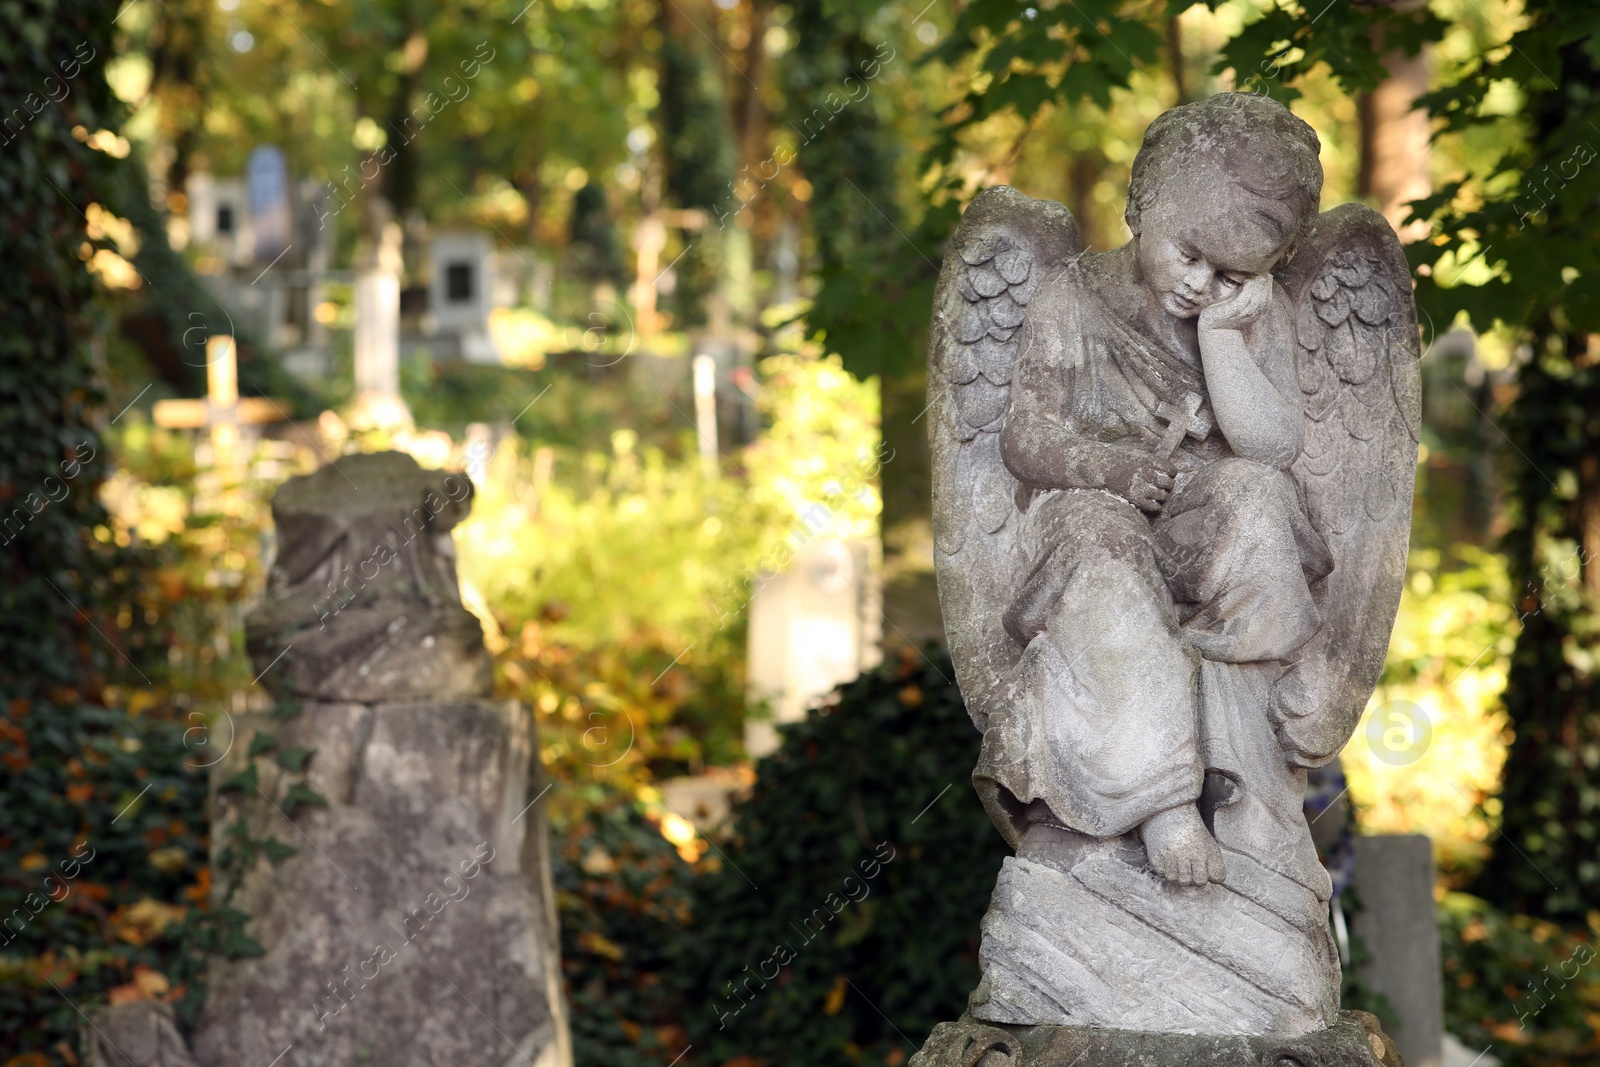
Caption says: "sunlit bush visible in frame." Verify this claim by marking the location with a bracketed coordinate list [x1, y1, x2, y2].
[1349, 546, 1514, 880]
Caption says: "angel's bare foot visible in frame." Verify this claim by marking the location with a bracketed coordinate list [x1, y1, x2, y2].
[1140, 805, 1226, 885]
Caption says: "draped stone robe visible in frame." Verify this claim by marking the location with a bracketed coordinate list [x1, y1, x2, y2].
[967, 260, 1345, 1035]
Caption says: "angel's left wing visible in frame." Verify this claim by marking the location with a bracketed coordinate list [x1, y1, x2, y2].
[1271, 203, 1422, 765]
[928, 186, 1082, 731]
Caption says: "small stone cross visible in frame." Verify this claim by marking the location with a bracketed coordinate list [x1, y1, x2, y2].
[153, 334, 287, 469]
[1151, 391, 1212, 459]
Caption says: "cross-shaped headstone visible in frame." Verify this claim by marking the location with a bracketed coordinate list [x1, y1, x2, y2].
[1151, 391, 1213, 459]
[152, 334, 288, 469]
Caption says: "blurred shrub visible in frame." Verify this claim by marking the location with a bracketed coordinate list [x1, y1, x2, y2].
[456, 350, 881, 787]
[1, 412, 323, 1061]
[1439, 892, 1600, 1066]
[676, 646, 1008, 1067]
[553, 785, 698, 1067]
[1348, 546, 1514, 881]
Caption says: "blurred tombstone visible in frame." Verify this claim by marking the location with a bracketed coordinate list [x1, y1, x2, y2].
[246, 145, 292, 263]
[745, 537, 882, 758]
[187, 171, 249, 265]
[152, 334, 287, 473]
[354, 212, 404, 411]
[193, 451, 572, 1067]
[428, 230, 499, 363]
[693, 353, 718, 479]
[1351, 834, 1445, 1067]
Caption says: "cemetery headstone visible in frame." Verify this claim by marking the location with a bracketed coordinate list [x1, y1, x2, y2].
[152, 334, 288, 471]
[353, 213, 406, 428]
[1352, 834, 1446, 1067]
[913, 93, 1419, 1065]
[746, 538, 880, 759]
[189, 451, 571, 1067]
[247, 145, 292, 263]
[428, 230, 498, 363]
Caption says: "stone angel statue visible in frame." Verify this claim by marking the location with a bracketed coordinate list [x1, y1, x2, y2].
[923, 93, 1420, 1052]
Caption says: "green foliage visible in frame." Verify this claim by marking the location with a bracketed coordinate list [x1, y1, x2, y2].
[924, 0, 1165, 161]
[1383, 0, 1600, 922]
[571, 181, 629, 288]
[660, 33, 737, 213]
[553, 787, 698, 1067]
[785, 0, 935, 380]
[678, 646, 1009, 1065]
[1198, 0, 1445, 105]
[0, 2, 211, 1059]
[1438, 893, 1600, 1066]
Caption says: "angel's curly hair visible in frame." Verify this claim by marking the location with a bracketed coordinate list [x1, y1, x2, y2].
[1125, 93, 1323, 261]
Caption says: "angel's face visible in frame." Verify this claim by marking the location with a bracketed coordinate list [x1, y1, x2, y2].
[1134, 183, 1287, 320]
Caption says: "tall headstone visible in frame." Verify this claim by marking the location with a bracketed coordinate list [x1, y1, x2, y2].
[745, 538, 881, 758]
[354, 214, 404, 401]
[1351, 835, 1446, 1067]
[247, 145, 292, 263]
[428, 230, 498, 363]
[190, 452, 571, 1067]
[186, 171, 249, 265]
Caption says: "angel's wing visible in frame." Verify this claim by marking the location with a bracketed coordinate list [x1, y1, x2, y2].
[1272, 203, 1422, 765]
[928, 186, 1082, 730]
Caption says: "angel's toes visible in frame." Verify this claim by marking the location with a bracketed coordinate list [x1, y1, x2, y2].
[1140, 805, 1219, 886]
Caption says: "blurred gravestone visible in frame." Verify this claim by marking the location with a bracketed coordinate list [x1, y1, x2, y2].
[745, 537, 881, 757]
[354, 211, 404, 403]
[428, 230, 499, 363]
[189, 451, 571, 1067]
[1351, 834, 1445, 1067]
[246, 145, 291, 263]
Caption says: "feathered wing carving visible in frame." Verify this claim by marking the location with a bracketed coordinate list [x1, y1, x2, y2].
[928, 186, 1083, 731]
[1272, 202, 1422, 765]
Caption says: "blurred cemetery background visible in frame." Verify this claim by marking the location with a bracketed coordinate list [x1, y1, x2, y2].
[4, 0, 1600, 1064]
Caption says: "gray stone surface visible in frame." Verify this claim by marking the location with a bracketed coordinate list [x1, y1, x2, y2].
[189, 699, 568, 1067]
[84, 1002, 203, 1067]
[188, 452, 569, 1067]
[1352, 834, 1444, 1067]
[245, 450, 492, 703]
[910, 1011, 1401, 1067]
[926, 93, 1420, 1039]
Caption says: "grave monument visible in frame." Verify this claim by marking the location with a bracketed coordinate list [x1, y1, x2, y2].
[191, 451, 569, 1067]
[914, 93, 1419, 1066]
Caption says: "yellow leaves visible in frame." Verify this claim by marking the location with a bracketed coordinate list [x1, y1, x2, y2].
[578, 929, 625, 961]
[85, 203, 139, 255]
[86, 249, 142, 290]
[823, 974, 848, 1015]
[1348, 547, 1513, 877]
[581, 846, 618, 876]
[18, 853, 49, 872]
[148, 847, 189, 874]
[107, 965, 171, 1005]
[657, 812, 707, 864]
[110, 899, 187, 946]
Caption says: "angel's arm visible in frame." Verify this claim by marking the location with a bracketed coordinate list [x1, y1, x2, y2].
[999, 316, 1173, 511]
[1197, 278, 1303, 469]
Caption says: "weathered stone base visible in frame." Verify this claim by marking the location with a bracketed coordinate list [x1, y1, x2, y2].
[910, 1010, 1404, 1067]
[190, 699, 569, 1067]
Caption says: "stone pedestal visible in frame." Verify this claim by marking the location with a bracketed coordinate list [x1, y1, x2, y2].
[187, 451, 570, 1067]
[191, 699, 567, 1067]
[910, 1011, 1403, 1067]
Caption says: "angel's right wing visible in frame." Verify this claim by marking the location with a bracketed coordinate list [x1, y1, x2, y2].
[928, 186, 1082, 730]
[1272, 203, 1422, 765]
